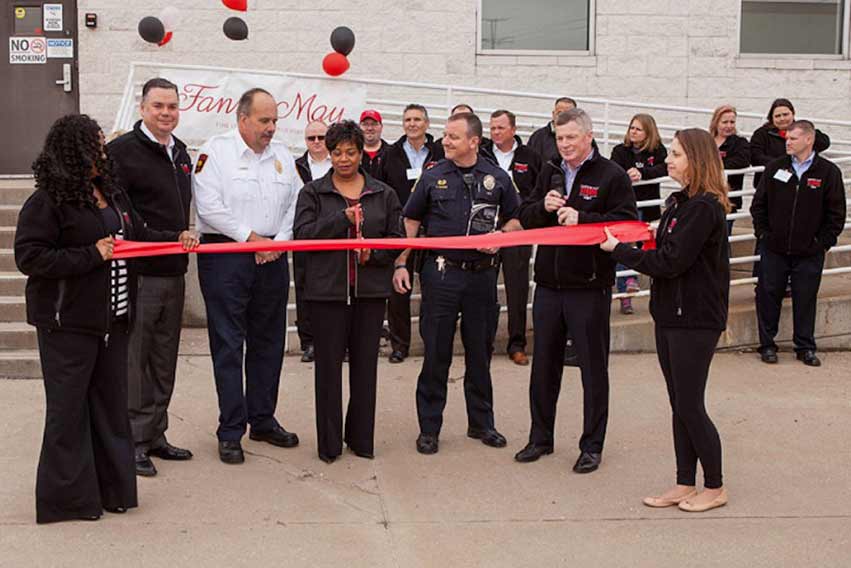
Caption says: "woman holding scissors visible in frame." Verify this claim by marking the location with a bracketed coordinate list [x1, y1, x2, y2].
[294, 120, 403, 463]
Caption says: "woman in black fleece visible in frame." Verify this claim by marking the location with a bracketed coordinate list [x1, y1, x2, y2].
[600, 128, 731, 513]
[15, 114, 197, 523]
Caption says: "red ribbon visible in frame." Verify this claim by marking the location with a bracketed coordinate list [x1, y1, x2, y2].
[112, 221, 654, 260]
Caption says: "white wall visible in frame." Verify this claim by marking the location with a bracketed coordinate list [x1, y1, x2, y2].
[76, 0, 851, 136]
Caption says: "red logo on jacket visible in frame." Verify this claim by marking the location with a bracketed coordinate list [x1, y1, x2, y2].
[181, 163, 190, 174]
[514, 163, 528, 173]
[807, 178, 822, 189]
[579, 185, 599, 200]
[719, 150, 727, 159]
[668, 218, 677, 233]
[647, 156, 655, 166]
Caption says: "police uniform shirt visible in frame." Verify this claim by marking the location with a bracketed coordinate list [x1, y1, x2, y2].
[192, 129, 303, 242]
[403, 157, 520, 262]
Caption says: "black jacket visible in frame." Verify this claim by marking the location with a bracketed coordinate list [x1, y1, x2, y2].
[107, 121, 192, 276]
[375, 134, 440, 206]
[518, 151, 638, 289]
[527, 122, 559, 163]
[491, 136, 542, 201]
[717, 134, 750, 211]
[750, 154, 846, 257]
[750, 124, 830, 188]
[361, 139, 389, 178]
[15, 186, 180, 336]
[612, 191, 730, 330]
[293, 170, 403, 301]
[609, 143, 668, 222]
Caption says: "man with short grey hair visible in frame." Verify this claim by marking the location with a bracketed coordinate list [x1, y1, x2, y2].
[515, 108, 637, 474]
[108, 77, 195, 477]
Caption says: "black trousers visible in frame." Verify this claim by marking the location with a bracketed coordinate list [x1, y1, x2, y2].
[417, 259, 500, 435]
[528, 285, 611, 453]
[310, 298, 386, 459]
[501, 245, 532, 354]
[127, 275, 185, 451]
[387, 255, 415, 355]
[36, 321, 137, 524]
[197, 251, 289, 441]
[293, 251, 313, 351]
[757, 247, 824, 352]
[655, 326, 723, 489]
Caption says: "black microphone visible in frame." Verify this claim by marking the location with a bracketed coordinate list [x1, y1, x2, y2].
[550, 173, 564, 196]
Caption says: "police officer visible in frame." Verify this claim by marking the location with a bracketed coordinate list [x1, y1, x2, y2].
[394, 112, 522, 455]
[515, 108, 637, 473]
[750, 119, 846, 367]
[193, 88, 303, 464]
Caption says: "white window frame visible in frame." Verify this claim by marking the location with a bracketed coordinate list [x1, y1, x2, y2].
[736, 0, 851, 59]
[475, 0, 596, 56]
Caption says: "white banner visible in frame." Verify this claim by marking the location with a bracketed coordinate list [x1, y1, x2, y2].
[116, 67, 368, 151]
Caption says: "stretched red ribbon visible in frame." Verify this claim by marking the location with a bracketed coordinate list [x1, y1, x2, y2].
[112, 221, 654, 260]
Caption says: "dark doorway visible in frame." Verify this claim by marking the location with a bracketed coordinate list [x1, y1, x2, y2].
[0, 1, 79, 175]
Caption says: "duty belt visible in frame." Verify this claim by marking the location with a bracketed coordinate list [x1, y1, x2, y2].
[434, 255, 498, 272]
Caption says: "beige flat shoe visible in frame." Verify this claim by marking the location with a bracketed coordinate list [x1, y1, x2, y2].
[678, 488, 728, 512]
[642, 489, 697, 508]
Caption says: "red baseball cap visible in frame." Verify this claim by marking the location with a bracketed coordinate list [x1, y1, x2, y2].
[359, 110, 382, 124]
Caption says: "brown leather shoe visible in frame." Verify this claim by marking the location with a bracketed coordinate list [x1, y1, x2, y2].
[509, 351, 529, 366]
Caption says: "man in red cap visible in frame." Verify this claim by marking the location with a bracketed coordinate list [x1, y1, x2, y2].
[359, 110, 388, 177]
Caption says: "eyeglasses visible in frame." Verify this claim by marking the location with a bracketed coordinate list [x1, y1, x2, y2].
[306, 135, 326, 142]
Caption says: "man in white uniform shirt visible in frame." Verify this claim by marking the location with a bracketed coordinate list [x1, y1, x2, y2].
[193, 88, 303, 465]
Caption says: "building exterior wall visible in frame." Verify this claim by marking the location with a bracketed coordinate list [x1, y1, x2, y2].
[76, 0, 851, 133]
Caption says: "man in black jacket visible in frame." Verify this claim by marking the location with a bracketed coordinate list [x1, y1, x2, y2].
[489, 109, 541, 365]
[514, 108, 638, 473]
[360, 109, 389, 178]
[527, 97, 576, 163]
[750, 120, 846, 367]
[376, 104, 440, 363]
[108, 78, 194, 477]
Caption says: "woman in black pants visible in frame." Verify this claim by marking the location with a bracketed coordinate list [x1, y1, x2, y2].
[600, 128, 731, 512]
[15, 114, 197, 523]
[294, 121, 403, 463]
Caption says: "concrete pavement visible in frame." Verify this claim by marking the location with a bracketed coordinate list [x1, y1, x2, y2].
[1, 337, 849, 567]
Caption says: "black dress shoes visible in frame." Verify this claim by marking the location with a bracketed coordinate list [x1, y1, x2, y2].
[148, 443, 193, 461]
[760, 346, 778, 364]
[318, 453, 337, 464]
[467, 428, 507, 448]
[104, 506, 127, 514]
[573, 451, 602, 474]
[249, 425, 299, 448]
[514, 443, 554, 463]
[796, 350, 821, 367]
[135, 449, 157, 477]
[416, 433, 439, 454]
[389, 350, 406, 364]
[348, 446, 375, 459]
[218, 440, 245, 464]
[301, 345, 315, 363]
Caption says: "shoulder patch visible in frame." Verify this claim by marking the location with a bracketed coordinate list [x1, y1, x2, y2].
[195, 154, 208, 174]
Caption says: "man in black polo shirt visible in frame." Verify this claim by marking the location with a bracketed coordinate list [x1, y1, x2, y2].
[108, 78, 194, 476]
[515, 108, 637, 474]
[751, 120, 846, 367]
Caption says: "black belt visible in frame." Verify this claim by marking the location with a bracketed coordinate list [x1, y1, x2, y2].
[201, 233, 273, 244]
[437, 255, 498, 272]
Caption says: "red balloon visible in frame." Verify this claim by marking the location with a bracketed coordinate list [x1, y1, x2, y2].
[322, 52, 349, 77]
[221, 0, 247, 11]
[158, 31, 173, 47]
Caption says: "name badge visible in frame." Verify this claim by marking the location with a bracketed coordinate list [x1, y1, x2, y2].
[773, 169, 793, 183]
[406, 167, 422, 181]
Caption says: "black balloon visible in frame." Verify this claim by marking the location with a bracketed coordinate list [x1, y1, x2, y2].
[138, 16, 166, 44]
[223, 17, 249, 41]
[330, 26, 355, 56]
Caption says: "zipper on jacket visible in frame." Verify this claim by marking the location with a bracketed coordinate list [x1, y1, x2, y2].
[675, 279, 684, 317]
[787, 176, 801, 254]
[167, 147, 187, 224]
[53, 279, 66, 327]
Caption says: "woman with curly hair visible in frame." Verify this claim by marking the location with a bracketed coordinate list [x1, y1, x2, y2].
[15, 114, 198, 523]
